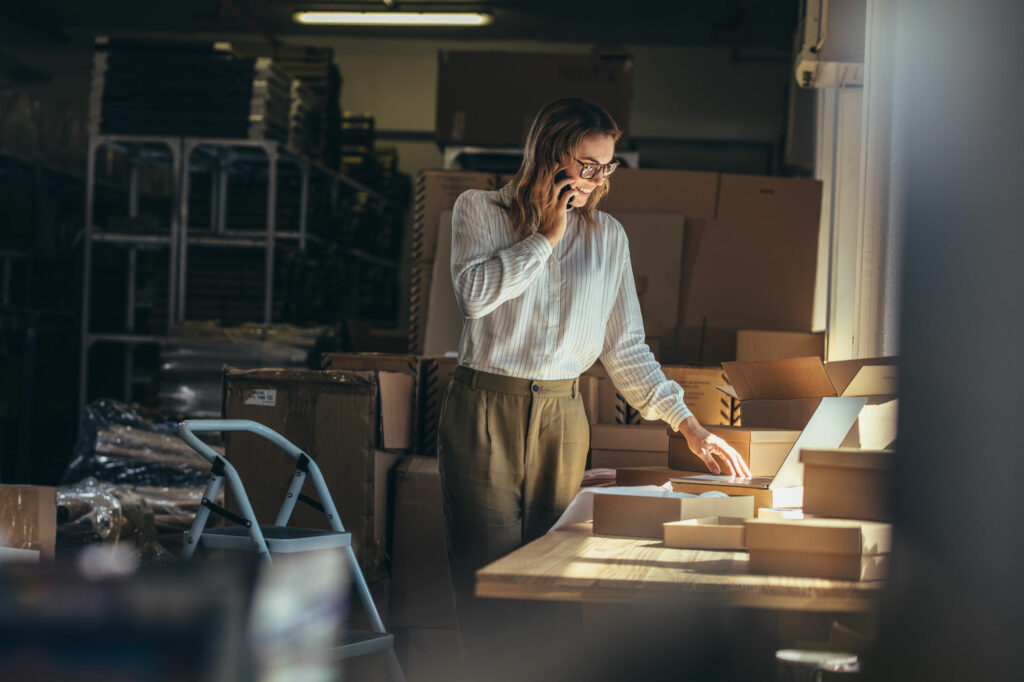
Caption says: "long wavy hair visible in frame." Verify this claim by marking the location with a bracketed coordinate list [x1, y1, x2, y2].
[496, 97, 621, 238]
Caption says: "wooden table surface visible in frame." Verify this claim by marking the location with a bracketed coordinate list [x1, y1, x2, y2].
[476, 523, 884, 612]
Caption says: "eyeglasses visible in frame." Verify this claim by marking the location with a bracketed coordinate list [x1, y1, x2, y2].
[572, 156, 620, 179]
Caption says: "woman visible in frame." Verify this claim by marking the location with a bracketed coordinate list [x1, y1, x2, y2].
[437, 97, 750, 678]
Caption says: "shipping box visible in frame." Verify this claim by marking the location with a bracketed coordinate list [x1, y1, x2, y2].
[745, 518, 892, 581]
[222, 368, 401, 579]
[0, 485, 56, 559]
[614, 465, 685, 487]
[663, 516, 747, 551]
[390, 456, 456, 630]
[592, 491, 753, 538]
[670, 396, 867, 509]
[585, 362, 737, 427]
[720, 356, 897, 430]
[668, 426, 800, 476]
[589, 423, 669, 469]
[436, 50, 633, 146]
[801, 448, 893, 521]
[736, 330, 825, 362]
[320, 353, 418, 451]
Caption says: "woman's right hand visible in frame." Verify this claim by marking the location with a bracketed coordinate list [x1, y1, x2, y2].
[537, 172, 577, 247]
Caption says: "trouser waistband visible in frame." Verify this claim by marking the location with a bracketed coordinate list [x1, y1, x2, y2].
[453, 365, 579, 398]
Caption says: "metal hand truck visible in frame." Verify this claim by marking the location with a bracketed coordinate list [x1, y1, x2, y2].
[177, 419, 406, 681]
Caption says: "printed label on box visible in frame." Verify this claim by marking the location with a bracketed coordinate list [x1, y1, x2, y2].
[245, 389, 277, 407]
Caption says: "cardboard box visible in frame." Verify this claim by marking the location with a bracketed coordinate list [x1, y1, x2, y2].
[757, 508, 805, 520]
[590, 449, 667, 469]
[222, 368, 399, 580]
[420, 356, 459, 457]
[592, 491, 753, 538]
[748, 550, 889, 581]
[0, 485, 56, 560]
[669, 396, 867, 510]
[614, 466, 684, 487]
[663, 516, 747, 550]
[682, 174, 823, 341]
[320, 353, 418, 451]
[721, 356, 897, 430]
[423, 209, 462, 356]
[744, 518, 892, 581]
[587, 362, 738, 427]
[436, 50, 633, 146]
[801, 449, 892, 521]
[389, 456, 456, 630]
[614, 212, 685, 337]
[668, 426, 800, 476]
[736, 330, 825, 362]
[590, 423, 669, 452]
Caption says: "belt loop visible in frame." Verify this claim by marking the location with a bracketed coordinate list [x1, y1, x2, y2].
[572, 377, 579, 399]
[469, 368, 478, 390]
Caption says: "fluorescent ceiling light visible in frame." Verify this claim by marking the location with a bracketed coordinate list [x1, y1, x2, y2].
[293, 11, 493, 26]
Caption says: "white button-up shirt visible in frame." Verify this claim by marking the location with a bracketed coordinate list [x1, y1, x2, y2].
[450, 187, 693, 428]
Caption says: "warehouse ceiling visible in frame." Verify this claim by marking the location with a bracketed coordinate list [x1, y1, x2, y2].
[6, 0, 799, 49]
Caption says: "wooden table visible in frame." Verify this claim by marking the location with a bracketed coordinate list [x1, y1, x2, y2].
[476, 523, 884, 612]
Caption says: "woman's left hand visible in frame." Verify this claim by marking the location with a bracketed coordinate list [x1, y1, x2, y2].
[677, 416, 752, 478]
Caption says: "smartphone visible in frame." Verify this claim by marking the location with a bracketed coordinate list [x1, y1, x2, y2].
[555, 170, 575, 210]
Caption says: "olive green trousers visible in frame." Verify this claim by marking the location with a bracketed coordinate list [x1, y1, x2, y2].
[437, 365, 590, 681]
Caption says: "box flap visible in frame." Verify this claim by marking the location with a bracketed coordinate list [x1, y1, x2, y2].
[825, 357, 898, 396]
[716, 384, 739, 400]
[800, 448, 893, 470]
[722, 357, 837, 401]
[770, 396, 867, 489]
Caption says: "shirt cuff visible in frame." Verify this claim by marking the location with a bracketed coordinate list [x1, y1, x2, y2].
[520, 231, 553, 261]
[664, 402, 695, 432]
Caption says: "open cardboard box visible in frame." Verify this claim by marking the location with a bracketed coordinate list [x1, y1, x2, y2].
[592, 490, 753, 539]
[670, 396, 867, 509]
[663, 516, 747, 550]
[744, 518, 892, 581]
[801, 448, 893, 521]
[668, 426, 800, 477]
[719, 356, 897, 433]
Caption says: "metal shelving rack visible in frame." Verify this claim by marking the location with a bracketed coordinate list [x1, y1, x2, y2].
[78, 133, 389, 413]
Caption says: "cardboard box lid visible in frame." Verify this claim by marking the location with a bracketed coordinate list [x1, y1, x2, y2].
[824, 357, 898, 397]
[723, 357, 837, 401]
[800, 448, 893, 470]
[744, 518, 892, 556]
[590, 423, 670, 452]
[704, 425, 801, 444]
[721, 356, 898, 402]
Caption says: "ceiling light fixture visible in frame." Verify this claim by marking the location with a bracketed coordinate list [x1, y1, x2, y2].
[293, 11, 493, 27]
